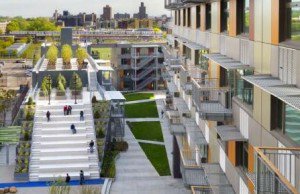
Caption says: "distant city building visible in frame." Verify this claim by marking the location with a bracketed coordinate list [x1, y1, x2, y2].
[98, 20, 117, 29]
[133, 2, 148, 19]
[102, 5, 112, 21]
[114, 13, 130, 20]
[54, 10, 97, 27]
[0, 21, 9, 34]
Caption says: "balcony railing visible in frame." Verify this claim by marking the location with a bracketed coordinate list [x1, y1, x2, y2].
[254, 147, 300, 194]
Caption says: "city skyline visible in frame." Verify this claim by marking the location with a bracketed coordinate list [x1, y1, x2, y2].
[0, 0, 169, 18]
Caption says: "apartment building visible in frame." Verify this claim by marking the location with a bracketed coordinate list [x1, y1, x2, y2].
[165, 0, 300, 193]
[110, 44, 165, 91]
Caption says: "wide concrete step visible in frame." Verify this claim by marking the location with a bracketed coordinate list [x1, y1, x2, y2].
[32, 140, 92, 149]
[31, 155, 91, 164]
[35, 109, 93, 116]
[32, 147, 91, 156]
[35, 115, 93, 122]
[35, 121, 92, 128]
[37, 103, 90, 110]
[34, 133, 94, 141]
[35, 171, 99, 181]
[34, 127, 93, 135]
[32, 163, 95, 173]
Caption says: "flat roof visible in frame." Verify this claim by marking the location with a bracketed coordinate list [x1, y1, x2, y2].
[104, 91, 125, 101]
[242, 75, 300, 111]
[204, 53, 252, 70]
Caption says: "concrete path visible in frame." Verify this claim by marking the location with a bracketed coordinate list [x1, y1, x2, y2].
[125, 99, 156, 105]
[110, 124, 190, 194]
[126, 118, 161, 122]
[136, 139, 165, 145]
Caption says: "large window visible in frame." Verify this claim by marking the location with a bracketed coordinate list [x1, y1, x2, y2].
[235, 69, 254, 106]
[187, 7, 191, 27]
[197, 49, 209, 70]
[183, 9, 186, 26]
[178, 10, 181, 26]
[206, 4, 211, 30]
[196, 5, 201, 29]
[221, 0, 230, 32]
[237, 0, 250, 35]
[175, 10, 178, 25]
[286, 0, 300, 41]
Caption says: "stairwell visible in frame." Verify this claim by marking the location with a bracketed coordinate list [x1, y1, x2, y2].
[132, 56, 155, 70]
[29, 102, 100, 181]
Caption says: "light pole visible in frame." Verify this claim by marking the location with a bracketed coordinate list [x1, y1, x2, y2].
[47, 75, 51, 105]
[74, 75, 77, 104]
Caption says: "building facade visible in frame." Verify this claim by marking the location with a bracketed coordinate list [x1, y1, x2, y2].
[0, 22, 9, 34]
[110, 44, 165, 91]
[102, 5, 112, 21]
[165, 0, 300, 193]
[55, 10, 97, 27]
[114, 13, 131, 20]
[133, 2, 148, 19]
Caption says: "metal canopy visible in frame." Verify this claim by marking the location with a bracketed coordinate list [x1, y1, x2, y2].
[242, 75, 300, 111]
[173, 97, 190, 114]
[203, 53, 251, 70]
[167, 81, 179, 94]
[175, 36, 206, 50]
[215, 125, 247, 141]
[202, 163, 235, 193]
[183, 117, 208, 146]
[183, 167, 209, 186]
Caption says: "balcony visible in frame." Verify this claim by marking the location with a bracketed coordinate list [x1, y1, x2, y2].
[166, 110, 186, 135]
[191, 79, 232, 122]
[254, 147, 300, 194]
[165, 0, 184, 10]
[181, 0, 208, 4]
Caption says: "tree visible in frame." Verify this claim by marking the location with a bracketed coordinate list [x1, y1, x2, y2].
[61, 44, 72, 65]
[0, 29, 3, 35]
[46, 45, 58, 66]
[76, 47, 87, 65]
[69, 73, 83, 91]
[56, 73, 66, 88]
[41, 76, 52, 96]
[0, 89, 17, 126]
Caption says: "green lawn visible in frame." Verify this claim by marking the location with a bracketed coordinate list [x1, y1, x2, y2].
[128, 121, 164, 142]
[139, 143, 171, 176]
[125, 101, 158, 118]
[91, 48, 111, 60]
[0, 126, 21, 143]
[124, 92, 155, 102]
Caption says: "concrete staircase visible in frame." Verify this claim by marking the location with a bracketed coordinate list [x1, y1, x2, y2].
[29, 102, 100, 181]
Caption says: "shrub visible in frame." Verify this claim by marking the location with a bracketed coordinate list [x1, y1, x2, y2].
[96, 128, 105, 138]
[56, 73, 66, 88]
[76, 47, 87, 65]
[61, 44, 72, 65]
[69, 73, 83, 91]
[41, 76, 52, 95]
[46, 45, 58, 66]
[80, 186, 100, 194]
[94, 111, 100, 119]
[57, 81, 65, 96]
[27, 97, 34, 105]
[92, 96, 97, 104]
[49, 177, 71, 194]
[25, 111, 33, 121]
[114, 141, 129, 152]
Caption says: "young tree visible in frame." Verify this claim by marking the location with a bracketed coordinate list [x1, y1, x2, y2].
[69, 73, 83, 91]
[0, 89, 16, 126]
[56, 73, 66, 88]
[41, 76, 52, 96]
[46, 45, 58, 66]
[76, 47, 87, 65]
[61, 44, 72, 65]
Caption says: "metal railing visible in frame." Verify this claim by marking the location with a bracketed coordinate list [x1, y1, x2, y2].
[255, 147, 300, 194]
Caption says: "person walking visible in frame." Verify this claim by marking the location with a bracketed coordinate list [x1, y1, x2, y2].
[68, 105, 72, 115]
[89, 140, 94, 153]
[64, 105, 68, 116]
[80, 111, 84, 121]
[161, 110, 165, 118]
[46, 111, 51, 122]
[65, 173, 71, 183]
[70, 124, 76, 134]
[79, 170, 85, 185]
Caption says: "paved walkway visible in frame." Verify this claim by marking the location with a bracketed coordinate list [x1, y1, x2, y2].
[110, 93, 190, 194]
[136, 139, 165, 145]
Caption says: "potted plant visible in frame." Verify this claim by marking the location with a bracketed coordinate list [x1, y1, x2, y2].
[46, 45, 58, 70]
[61, 44, 72, 69]
[76, 47, 87, 70]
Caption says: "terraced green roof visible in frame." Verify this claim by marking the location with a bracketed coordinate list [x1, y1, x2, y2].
[0, 126, 21, 143]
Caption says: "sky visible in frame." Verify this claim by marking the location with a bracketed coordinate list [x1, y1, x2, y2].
[0, 0, 169, 18]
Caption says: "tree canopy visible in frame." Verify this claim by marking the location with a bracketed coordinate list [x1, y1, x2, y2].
[76, 48, 87, 65]
[69, 73, 83, 91]
[46, 45, 58, 66]
[61, 44, 73, 65]
[6, 17, 58, 33]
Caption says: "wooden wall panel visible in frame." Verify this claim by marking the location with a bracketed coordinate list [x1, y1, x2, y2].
[227, 141, 236, 166]
[200, 4, 206, 31]
[271, 0, 280, 45]
[229, 0, 237, 37]
[254, 0, 263, 42]
[211, 1, 221, 33]
[262, 0, 272, 44]
[253, 86, 262, 124]
[249, 0, 255, 40]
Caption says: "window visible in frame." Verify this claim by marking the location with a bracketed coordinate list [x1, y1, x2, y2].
[237, 0, 250, 34]
[236, 142, 248, 171]
[271, 96, 284, 130]
[284, 105, 300, 144]
[183, 9, 186, 26]
[198, 49, 209, 70]
[206, 4, 211, 30]
[220, 67, 228, 87]
[235, 70, 254, 106]
[175, 10, 177, 25]
[196, 5, 201, 29]
[221, 0, 230, 32]
[121, 48, 131, 54]
[187, 7, 191, 27]
[178, 10, 181, 26]
[186, 47, 191, 60]
[282, 0, 300, 42]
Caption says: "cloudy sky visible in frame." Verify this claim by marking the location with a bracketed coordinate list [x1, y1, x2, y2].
[0, 0, 169, 18]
